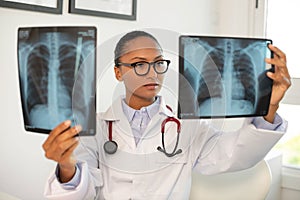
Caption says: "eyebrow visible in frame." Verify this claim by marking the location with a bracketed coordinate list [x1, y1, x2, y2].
[130, 55, 164, 61]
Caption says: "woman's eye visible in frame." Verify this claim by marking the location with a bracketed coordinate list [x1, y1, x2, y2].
[156, 61, 164, 66]
[135, 62, 147, 67]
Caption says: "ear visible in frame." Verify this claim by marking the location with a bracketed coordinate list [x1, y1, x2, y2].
[114, 66, 123, 81]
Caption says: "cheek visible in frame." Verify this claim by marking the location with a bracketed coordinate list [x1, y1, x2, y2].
[122, 71, 145, 91]
[158, 74, 165, 83]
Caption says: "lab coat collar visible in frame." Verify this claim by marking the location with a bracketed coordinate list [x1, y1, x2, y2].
[100, 95, 177, 151]
[122, 96, 161, 123]
[101, 95, 175, 121]
[158, 97, 175, 117]
[101, 96, 125, 121]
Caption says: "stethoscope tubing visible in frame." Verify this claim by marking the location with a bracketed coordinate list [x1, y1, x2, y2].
[103, 107, 182, 157]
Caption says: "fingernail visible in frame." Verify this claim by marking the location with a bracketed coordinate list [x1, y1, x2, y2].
[75, 125, 82, 132]
[283, 77, 291, 85]
[64, 120, 71, 126]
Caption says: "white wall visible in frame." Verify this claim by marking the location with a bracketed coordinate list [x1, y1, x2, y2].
[216, 0, 267, 37]
[0, 0, 265, 199]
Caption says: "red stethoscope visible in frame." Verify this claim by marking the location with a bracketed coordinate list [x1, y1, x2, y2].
[103, 106, 182, 157]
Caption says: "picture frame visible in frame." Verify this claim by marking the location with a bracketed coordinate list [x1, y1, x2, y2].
[69, 0, 137, 20]
[0, 0, 62, 14]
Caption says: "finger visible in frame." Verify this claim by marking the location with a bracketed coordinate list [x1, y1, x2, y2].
[46, 136, 79, 162]
[60, 141, 79, 163]
[274, 54, 287, 68]
[55, 125, 82, 144]
[57, 136, 79, 157]
[43, 120, 71, 150]
[265, 57, 289, 76]
[274, 61, 290, 79]
[265, 55, 286, 67]
[266, 71, 276, 80]
[266, 46, 287, 69]
[268, 44, 287, 62]
[282, 76, 292, 86]
[267, 70, 291, 86]
[266, 65, 282, 80]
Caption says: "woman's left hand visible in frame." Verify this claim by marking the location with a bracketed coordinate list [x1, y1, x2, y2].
[266, 44, 291, 106]
[264, 44, 291, 122]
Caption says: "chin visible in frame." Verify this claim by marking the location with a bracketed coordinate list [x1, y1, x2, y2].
[138, 92, 158, 101]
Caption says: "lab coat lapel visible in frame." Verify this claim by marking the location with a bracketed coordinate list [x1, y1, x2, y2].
[142, 96, 175, 138]
[137, 97, 175, 152]
[101, 96, 136, 150]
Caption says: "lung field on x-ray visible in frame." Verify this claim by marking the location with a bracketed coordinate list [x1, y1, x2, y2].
[181, 37, 269, 117]
[18, 27, 96, 134]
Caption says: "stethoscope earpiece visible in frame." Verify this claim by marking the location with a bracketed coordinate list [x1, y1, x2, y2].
[177, 149, 182, 154]
[157, 145, 182, 157]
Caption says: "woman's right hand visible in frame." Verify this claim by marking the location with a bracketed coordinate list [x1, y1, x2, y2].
[42, 120, 82, 183]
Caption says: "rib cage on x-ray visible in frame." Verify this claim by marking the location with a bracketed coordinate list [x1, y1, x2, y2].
[179, 36, 271, 118]
[26, 35, 81, 112]
[18, 27, 96, 134]
[197, 40, 257, 107]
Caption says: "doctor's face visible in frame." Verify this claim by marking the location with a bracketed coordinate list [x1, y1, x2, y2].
[114, 36, 166, 106]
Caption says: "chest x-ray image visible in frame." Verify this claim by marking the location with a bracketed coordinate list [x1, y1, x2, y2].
[178, 35, 273, 119]
[17, 26, 96, 135]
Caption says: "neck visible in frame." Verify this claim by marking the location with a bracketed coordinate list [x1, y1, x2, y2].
[125, 95, 156, 110]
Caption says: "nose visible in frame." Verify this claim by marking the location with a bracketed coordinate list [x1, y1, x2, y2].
[147, 63, 158, 77]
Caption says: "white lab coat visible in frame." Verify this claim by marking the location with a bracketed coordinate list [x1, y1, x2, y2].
[44, 96, 287, 200]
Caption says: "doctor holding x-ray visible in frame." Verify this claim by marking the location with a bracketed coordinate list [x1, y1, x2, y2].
[42, 30, 290, 200]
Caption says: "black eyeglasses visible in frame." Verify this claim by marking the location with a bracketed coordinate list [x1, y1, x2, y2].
[117, 60, 171, 76]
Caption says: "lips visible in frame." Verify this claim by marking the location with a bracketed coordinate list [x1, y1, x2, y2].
[143, 83, 159, 89]
[144, 83, 159, 86]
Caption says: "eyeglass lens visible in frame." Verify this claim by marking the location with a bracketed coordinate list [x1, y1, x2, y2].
[134, 60, 169, 75]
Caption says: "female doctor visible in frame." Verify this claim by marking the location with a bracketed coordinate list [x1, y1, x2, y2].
[43, 31, 291, 200]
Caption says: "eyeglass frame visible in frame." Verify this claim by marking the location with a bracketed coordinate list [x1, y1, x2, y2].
[116, 59, 171, 76]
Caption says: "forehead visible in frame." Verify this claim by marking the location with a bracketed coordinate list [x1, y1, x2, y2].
[122, 36, 162, 55]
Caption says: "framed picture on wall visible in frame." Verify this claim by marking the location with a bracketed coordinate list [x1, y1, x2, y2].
[0, 0, 62, 14]
[69, 0, 137, 20]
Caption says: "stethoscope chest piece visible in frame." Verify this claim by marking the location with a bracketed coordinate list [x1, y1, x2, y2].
[104, 121, 118, 154]
[104, 140, 118, 154]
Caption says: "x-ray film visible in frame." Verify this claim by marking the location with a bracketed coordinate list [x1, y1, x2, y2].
[17, 26, 96, 135]
[178, 35, 273, 119]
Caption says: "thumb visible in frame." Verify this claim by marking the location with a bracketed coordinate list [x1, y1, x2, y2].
[266, 71, 275, 80]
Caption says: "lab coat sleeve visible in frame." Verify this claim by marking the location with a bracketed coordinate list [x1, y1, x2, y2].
[44, 133, 103, 200]
[192, 115, 287, 175]
[252, 113, 285, 131]
[44, 160, 102, 200]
